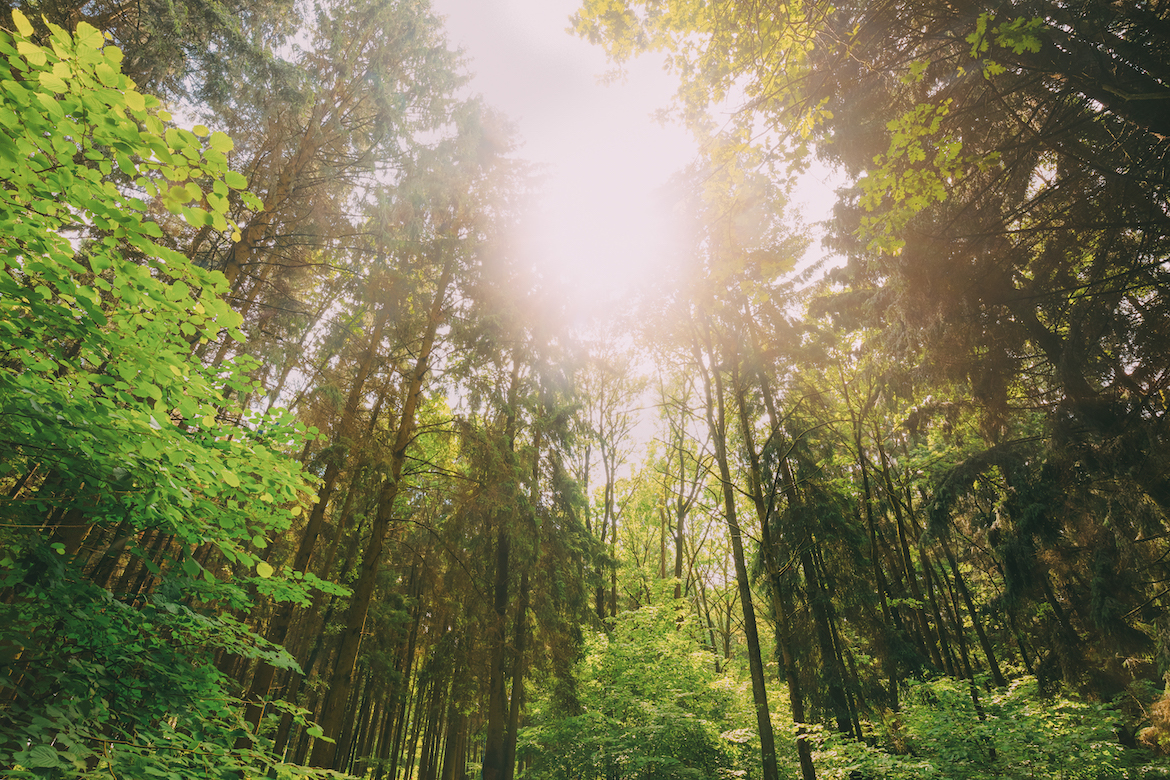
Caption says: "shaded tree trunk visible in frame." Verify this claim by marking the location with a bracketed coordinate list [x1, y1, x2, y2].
[310, 257, 454, 767]
[692, 322, 780, 780]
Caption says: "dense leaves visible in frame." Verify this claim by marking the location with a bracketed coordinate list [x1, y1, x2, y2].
[816, 677, 1128, 780]
[520, 602, 744, 780]
[0, 13, 327, 778]
[0, 10, 303, 564]
[5, 0, 1170, 778]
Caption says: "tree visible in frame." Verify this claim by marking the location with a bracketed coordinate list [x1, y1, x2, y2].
[190, 0, 464, 388]
[575, 0, 1170, 699]
[651, 372, 711, 602]
[640, 140, 813, 780]
[0, 0, 298, 107]
[0, 13, 328, 777]
[519, 604, 743, 780]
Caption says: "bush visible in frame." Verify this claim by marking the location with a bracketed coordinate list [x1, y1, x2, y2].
[519, 604, 743, 780]
[815, 676, 1129, 780]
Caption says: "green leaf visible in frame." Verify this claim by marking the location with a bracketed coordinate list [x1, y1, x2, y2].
[166, 281, 190, 301]
[182, 205, 212, 227]
[12, 9, 34, 38]
[17, 40, 46, 66]
[256, 561, 273, 579]
[94, 62, 119, 87]
[36, 71, 66, 92]
[74, 21, 103, 52]
[27, 745, 61, 768]
[208, 131, 233, 152]
[224, 170, 248, 189]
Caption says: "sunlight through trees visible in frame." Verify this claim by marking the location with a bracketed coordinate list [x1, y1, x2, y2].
[3, 1, 1170, 779]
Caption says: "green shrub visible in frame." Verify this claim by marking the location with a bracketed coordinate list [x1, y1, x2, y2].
[519, 604, 742, 780]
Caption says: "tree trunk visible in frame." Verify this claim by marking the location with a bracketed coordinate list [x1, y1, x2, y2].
[309, 258, 453, 768]
[692, 325, 780, 780]
[242, 288, 397, 735]
[481, 526, 511, 780]
[503, 571, 529, 780]
[876, 436, 943, 670]
[734, 361, 849, 740]
[771, 583, 818, 780]
[390, 573, 425, 779]
[941, 538, 1007, 686]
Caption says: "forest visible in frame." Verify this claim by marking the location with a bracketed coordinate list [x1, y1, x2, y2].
[2, 0, 1170, 777]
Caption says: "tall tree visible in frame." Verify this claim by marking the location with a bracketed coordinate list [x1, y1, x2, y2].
[307, 108, 510, 766]
[0, 16, 325, 778]
[569, 337, 646, 621]
[575, 0, 1170, 696]
[643, 142, 812, 780]
[0, 0, 298, 106]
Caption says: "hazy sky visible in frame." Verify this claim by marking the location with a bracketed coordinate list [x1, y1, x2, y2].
[429, 0, 698, 308]
[428, 0, 839, 328]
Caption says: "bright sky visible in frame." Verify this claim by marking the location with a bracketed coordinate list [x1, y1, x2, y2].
[430, 0, 697, 316]
[430, 0, 840, 327]
[428, 0, 841, 471]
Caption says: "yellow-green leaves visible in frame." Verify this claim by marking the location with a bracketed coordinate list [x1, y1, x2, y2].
[73, 21, 103, 52]
[1, 10, 254, 247]
[11, 8, 33, 38]
[208, 131, 233, 152]
[124, 89, 145, 111]
[857, 99, 998, 252]
[0, 7, 314, 587]
[17, 40, 45, 66]
[224, 170, 248, 189]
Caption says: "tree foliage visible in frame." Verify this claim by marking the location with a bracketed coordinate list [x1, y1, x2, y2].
[5, 0, 1170, 778]
[520, 602, 744, 780]
[0, 12, 329, 777]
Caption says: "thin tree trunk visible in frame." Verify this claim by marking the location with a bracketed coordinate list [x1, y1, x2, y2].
[440, 700, 466, 780]
[941, 539, 1007, 686]
[840, 370, 901, 711]
[405, 675, 431, 780]
[335, 673, 372, 772]
[876, 436, 943, 670]
[692, 323, 780, 780]
[813, 544, 862, 739]
[771, 582, 817, 780]
[390, 571, 425, 779]
[696, 583, 723, 672]
[242, 287, 397, 734]
[481, 526, 511, 780]
[483, 355, 524, 780]
[920, 545, 958, 676]
[272, 516, 365, 757]
[503, 571, 529, 780]
[504, 419, 540, 780]
[309, 258, 453, 767]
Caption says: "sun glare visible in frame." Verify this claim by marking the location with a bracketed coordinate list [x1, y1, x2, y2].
[432, 0, 698, 320]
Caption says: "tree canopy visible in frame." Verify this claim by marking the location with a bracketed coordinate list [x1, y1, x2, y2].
[4, 1, 1170, 779]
